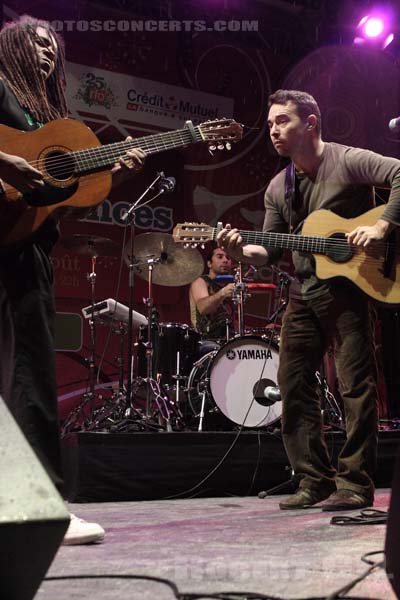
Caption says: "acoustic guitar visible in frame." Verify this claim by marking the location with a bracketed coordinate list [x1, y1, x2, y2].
[173, 206, 400, 304]
[0, 117, 242, 246]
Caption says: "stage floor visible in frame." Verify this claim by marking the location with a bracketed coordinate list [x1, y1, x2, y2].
[39, 490, 395, 599]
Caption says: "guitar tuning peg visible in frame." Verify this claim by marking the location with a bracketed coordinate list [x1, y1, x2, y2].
[184, 243, 189, 249]
[201, 244, 205, 249]
[191, 243, 197, 249]
[217, 143, 224, 151]
[208, 146, 215, 156]
[225, 142, 232, 151]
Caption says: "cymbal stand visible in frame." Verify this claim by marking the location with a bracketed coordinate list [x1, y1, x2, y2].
[144, 263, 172, 429]
[173, 350, 183, 413]
[144, 260, 157, 419]
[232, 262, 250, 336]
[129, 255, 172, 428]
[122, 172, 167, 411]
[316, 369, 345, 430]
[266, 267, 293, 326]
[84, 253, 98, 424]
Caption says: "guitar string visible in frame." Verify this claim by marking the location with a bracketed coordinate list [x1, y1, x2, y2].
[7, 123, 238, 175]
[181, 227, 399, 250]
[25, 129, 198, 174]
[176, 228, 399, 256]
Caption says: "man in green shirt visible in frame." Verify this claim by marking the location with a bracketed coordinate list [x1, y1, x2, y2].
[218, 89, 400, 511]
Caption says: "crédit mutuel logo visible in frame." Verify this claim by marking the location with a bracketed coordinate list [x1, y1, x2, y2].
[127, 90, 220, 123]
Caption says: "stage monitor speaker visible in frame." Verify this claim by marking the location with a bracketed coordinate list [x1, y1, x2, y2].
[385, 447, 400, 599]
[0, 396, 70, 600]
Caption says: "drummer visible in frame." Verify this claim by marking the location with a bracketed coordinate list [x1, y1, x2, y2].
[189, 244, 235, 353]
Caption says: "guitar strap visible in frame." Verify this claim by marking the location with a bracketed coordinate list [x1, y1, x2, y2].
[284, 161, 296, 233]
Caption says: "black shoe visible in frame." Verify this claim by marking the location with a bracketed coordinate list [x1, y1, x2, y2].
[318, 489, 373, 512]
[279, 487, 333, 510]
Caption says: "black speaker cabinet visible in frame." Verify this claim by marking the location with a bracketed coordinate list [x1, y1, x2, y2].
[385, 446, 400, 599]
[0, 396, 69, 600]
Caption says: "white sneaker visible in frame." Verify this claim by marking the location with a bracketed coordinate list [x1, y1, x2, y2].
[62, 513, 105, 546]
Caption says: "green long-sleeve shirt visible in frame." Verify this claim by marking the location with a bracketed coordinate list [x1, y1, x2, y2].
[263, 141, 400, 299]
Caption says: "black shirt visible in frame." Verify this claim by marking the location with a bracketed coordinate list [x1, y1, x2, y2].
[0, 78, 60, 251]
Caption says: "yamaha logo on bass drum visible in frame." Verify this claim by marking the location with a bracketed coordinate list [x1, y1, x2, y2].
[226, 348, 273, 360]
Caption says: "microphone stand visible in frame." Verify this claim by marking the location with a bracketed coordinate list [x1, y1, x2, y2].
[122, 172, 170, 419]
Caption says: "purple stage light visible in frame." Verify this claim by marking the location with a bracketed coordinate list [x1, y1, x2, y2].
[354, 9, 395, 49]
[364, 17, 384, 38]
[383, 32, 395, 49]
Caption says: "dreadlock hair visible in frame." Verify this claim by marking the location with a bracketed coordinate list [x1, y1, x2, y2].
[268, 89, 322, 135]
[0, 14, 67, 123]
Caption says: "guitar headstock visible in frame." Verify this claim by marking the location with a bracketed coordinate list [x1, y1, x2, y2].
[173, 222, 216, 246]
[198, 118, 243, 153]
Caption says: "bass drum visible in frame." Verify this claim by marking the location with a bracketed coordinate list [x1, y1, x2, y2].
[187, 336, 281, 429]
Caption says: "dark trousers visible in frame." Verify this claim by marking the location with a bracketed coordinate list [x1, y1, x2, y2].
[278, 286, 378, 499]
[0, 243, 64, 494]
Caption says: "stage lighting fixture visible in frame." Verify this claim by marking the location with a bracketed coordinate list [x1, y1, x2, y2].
[353, 9, 395, 49]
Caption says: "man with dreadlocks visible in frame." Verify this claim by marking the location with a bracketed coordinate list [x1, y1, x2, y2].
[0, 15, 145, 544]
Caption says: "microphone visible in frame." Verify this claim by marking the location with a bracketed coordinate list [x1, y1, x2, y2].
[158, 176, 176, 193]
[264, 386, 281, 403]
[389, 117, 400, 132]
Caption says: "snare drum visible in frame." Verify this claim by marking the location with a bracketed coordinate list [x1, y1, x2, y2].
[137, 322, 200, 386]
[187, 335, 281, 428]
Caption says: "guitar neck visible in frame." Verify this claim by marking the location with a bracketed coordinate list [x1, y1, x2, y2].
[211, 228, 331, 255]
[73, 125, 203, 173]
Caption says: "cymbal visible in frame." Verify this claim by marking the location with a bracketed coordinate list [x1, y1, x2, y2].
[124, 232, 204, 286]
[60, 234, 119, 257]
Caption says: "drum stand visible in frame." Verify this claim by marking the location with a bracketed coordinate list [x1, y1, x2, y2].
[316, 369, 344, 430]
[198, 389, 207, 432]
[61, 255, 101, 435]
[232, 262, 250, 336]
[84, 255, 99, 422]
[124, 256, 173, 431]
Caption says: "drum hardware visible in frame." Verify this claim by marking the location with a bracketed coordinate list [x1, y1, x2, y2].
[316, 370, 345, 430]
[198, 387, 208, 432]
[128, 255, 164, 423]
[137, 322, 200, 421]
[60, 234, 121, 425]
[231, 264, 279, 337]
[232, 263, 249, 336]
[117, 172, 182, 427]
[122, 230, 203, 422]
[81, 299, 148, 414]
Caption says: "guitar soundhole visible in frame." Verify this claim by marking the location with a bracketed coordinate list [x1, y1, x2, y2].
[327, 233, 353, 263]
[44, 151, 75, 182]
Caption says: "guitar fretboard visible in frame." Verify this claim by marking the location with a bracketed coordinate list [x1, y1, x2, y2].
[209, 227, 335, 255]
[73, 126, 202, 172]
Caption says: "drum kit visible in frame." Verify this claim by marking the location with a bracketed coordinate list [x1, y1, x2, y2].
[60, 231, 343, 435]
